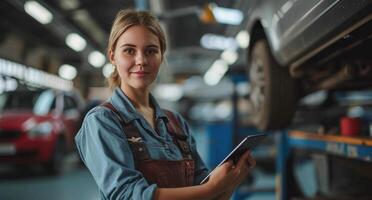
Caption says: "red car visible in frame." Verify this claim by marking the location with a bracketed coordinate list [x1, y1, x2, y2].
[0, 88, 84, 174]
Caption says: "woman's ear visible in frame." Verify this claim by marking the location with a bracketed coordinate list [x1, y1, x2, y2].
[109, 50, 116, 65]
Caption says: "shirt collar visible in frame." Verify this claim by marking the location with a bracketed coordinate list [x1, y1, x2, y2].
[109, 87, 167, 123]
[149, 93, 168, 120]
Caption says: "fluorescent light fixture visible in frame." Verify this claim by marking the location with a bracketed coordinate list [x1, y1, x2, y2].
[1, 58, 72, 91]
[221, 50, 238, 65]
[154, 84, 183, 101]
[235, 30, 250, 48]
[0, 78, 18, 94]
[0, 58, 26, 80]
[24, 1, 53, 24]
[65, 33, 86, 52]
[58, 64, 77, 80]
[102, 63, 114, 78]
[281, 1, 294, 14]
[88, 51, 106, 68]
[5, 78, 18, 92]
[203, 59, 229, 86]
[200, 34, 238, 50]
[211, 5, 243, 25]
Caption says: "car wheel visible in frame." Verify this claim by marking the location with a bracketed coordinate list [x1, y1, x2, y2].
[248, 39, 297, 130]
[43, 138, 65, 175]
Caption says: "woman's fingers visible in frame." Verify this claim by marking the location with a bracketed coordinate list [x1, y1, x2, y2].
[247, 153, 256, 169]
[209, 151, 256, 190]
[207, 160, 239, 192]
[223, 160, 235, 170]
[210, 160, 234, 181]
[235, 151, 256, 178]
[235, 150, 250, 169]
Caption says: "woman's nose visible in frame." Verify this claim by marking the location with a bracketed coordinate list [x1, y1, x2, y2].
[135, 52, 148, 66]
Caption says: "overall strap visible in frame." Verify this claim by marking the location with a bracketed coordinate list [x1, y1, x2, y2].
[101, 102, 151, 162]
[163, 110, 192, 159]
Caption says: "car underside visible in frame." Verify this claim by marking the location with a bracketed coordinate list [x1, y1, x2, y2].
[245, 3, 372, 130]
[291, 18, 372, 96]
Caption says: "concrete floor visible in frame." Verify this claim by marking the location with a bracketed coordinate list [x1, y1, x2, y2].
[0, 128, 277, 200]
[0, 154, 100, 200]
[0, 166, 275, 200]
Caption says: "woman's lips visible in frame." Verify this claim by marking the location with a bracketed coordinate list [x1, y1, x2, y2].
[131, 71, 149, 77]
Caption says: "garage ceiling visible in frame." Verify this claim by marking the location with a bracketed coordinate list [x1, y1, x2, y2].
[0, 0, 248, 93]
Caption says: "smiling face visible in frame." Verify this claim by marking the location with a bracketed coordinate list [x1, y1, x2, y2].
[110, 25, 162, 92]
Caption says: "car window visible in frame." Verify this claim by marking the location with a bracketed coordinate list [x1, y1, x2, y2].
[33, 90, 55, 115]
[0, 94, 6, 111]
[50, 98, 57, 110]
[63, 96, 78, 111]
[0, 90, 41, 111]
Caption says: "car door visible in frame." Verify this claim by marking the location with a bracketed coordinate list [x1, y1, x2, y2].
[61, 95, 81, 149]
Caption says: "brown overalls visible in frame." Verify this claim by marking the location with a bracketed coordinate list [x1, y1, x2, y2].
[102, 102, 195, 188]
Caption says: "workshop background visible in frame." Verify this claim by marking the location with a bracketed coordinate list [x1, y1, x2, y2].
[0, 0, 371, 200]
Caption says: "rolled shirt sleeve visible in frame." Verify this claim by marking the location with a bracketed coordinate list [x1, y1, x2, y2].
[75, 108, 157, 200]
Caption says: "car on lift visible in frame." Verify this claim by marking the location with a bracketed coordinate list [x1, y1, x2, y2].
[0, 88, 84, 174]
[244, 0, 372, 130]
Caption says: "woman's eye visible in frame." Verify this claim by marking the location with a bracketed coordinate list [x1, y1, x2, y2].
[123, 48, 135, 55]
[146, 48, 159, 55]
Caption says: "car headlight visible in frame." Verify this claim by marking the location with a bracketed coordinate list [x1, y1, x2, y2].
[28, 122, 53, 138]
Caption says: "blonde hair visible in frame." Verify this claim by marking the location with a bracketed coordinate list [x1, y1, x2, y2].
[107, 9, 167, 89]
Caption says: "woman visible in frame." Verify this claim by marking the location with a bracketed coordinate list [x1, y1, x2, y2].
[75, 9, 256, 200]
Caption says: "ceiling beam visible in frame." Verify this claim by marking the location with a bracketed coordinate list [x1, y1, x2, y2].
[6, 0, 97, 72]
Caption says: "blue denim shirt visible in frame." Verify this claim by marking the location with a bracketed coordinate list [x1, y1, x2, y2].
[75, 88, 209, 200]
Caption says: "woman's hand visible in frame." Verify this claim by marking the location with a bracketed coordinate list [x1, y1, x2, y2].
[206, 151, 256, 198]
[153, 151, 255, 200]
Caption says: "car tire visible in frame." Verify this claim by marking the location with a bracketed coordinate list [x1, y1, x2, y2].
[248, 39, 297, 130]
[43, 137, 65, 175]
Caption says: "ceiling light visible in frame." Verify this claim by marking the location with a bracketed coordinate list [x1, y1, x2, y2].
[73, 10, 106, 45]
[1, 58, 72, 91]
[24, 1, 53, 24]
[210, 4, 243, 25]
[0, 58, 25, 80]
[200, 34, 238, 50]
[59, 0, 80, 10]
[214, 101, 232, 119]
[88, 51, 106, 68]
[102, 63, 114, 78]
[0, 78, 18, 93]
[235, 30, 250, 48]
[221, 50, 238, 65]
[203, 59, 229, 86]
[58, 64, 77, 80]
[65, 33, 86, 52]
[154, 84, 183, 101]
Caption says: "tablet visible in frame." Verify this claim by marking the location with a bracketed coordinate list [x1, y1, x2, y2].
[200, 133, 267, 184]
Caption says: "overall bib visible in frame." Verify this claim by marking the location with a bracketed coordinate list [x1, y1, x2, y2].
[102, 102, 195, 188]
